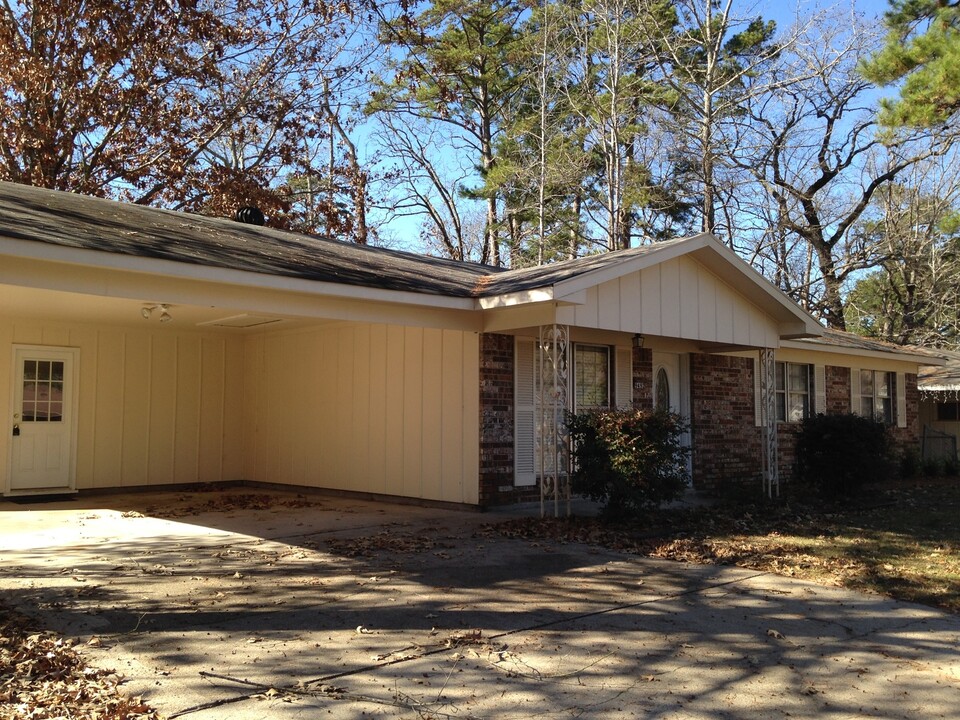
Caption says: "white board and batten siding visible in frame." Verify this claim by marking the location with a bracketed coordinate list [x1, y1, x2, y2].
[242, 323, 480, 504]
[0, 317, 244, 493]
[556, 255, 780, 348]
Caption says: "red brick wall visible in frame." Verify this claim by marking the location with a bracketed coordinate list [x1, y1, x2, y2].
[825, 365, 851, 414]
[689, 354, 763, 492]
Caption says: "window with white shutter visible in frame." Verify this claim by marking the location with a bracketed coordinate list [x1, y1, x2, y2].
[514, 338, 536, 486]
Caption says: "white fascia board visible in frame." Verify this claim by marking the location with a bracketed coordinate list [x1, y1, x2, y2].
[780, 339, 946, 366]
[476, 287, 556, 309]
[0, 238, 476, 311]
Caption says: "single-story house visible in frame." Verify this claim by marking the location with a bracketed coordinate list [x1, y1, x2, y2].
[0, 182, 941, 508]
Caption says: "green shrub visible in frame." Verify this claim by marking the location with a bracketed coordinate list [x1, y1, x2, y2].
[795, 413, 892, 497]
[922, 456, 944, 477]
[899, 447, 921, 478]
[567, 409, 689, 518]
[944, 454, 960, 477]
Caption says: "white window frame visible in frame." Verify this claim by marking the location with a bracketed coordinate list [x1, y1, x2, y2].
[859, 369, 895, 425]
[573, 343, 612, 411]
[775, 361, 813, 424]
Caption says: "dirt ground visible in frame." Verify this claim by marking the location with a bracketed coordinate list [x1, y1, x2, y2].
[2, 488, 959, 719]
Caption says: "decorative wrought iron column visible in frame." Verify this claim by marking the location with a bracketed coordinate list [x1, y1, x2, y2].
[759, 348, 779, 498]
[537, 324, 571, 518]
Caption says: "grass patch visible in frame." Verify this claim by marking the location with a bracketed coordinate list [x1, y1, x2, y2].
[487, 479, 960, 613]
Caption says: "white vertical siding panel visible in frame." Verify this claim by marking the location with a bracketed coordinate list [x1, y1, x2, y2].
[421, 328, 443, 499]
[240, 335, 262, 482]
[640, 266, 662, 335]
[440, 329, 464, 502]
[199, 338, 226, 483]
[174, 335, 202, 484]
[221, 335, 244, 481]
[69, 326, 98, 489]
[660, 260, 681, 336]
[352, 324, 372, 491]
[732, 296, 751, 346]
[318, 329, 337, 486]
[574, 286, 601, 329]
[461, 332, 480, 504]
[0, 321, 12, 490]
[148, 334, 177, 485]
[678, 258, 700, 339]
[715, 283, 734, 344]
[367, 325, 388, 495]
[402, 327, 424, 498]
[93, 330, 125, 487]
[597, 280, 620, 331]
[12, 324, 42, 345]
[121, 332, 151, 486]
[334, 326, 355, 489]
[697, 270, 718, 343]
[619, 271, 641, 331]
[41, 327, 70, 346]
[384, 325, 405, 496]
[287, 333, 308, 486]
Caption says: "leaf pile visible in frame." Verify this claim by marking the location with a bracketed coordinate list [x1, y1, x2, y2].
[144, 491, 321, 519]
[0, 606, 157, 720]
[325, 529, 455, 558]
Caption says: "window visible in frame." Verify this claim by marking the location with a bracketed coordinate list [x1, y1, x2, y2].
[21, 360, 65, 422]
[775, 362, 812, 423]
[574, 345, 610, 410]
[860, 370, 894, 424]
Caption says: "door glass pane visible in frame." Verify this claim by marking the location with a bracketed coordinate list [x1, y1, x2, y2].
[51, 362, 64, 382]
[37, 361, 51, 381]
[655, 368, 670, 412]
[23, 360, 37, 380]
[48, 401, 63, 421]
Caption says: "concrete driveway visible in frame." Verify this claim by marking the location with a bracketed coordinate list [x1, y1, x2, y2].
[1, 488, 958, 719]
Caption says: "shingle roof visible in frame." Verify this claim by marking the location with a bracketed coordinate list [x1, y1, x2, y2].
[0, 181, 685, 299]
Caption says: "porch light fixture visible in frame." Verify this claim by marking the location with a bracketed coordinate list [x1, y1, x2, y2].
[141, 304, 173, 323]
[632, 333, 644, 349]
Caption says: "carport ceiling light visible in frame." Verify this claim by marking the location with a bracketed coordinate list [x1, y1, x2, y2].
[198, 314, 285, 328]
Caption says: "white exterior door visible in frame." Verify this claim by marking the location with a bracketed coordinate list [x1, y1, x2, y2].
[8, 346, 78, 493]
[652, 351, 692, 478]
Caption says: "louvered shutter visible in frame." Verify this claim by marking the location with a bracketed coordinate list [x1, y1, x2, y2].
[896, 372, 907, 428]
[814, 365, 826, 416]
[850, 367, 861, 415]
[514, 338, 536, 486]
[754, 353, 763, 427]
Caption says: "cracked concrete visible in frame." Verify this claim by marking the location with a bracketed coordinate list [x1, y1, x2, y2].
[2, 487, 959, 719]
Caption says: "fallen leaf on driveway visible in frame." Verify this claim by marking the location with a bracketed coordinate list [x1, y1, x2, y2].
[767, 629, 785, 640]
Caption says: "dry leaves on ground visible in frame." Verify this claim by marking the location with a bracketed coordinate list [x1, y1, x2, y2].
[0, 606, 157, 720]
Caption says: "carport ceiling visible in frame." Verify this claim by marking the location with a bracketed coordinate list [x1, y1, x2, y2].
[0, 283, 305, 332]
